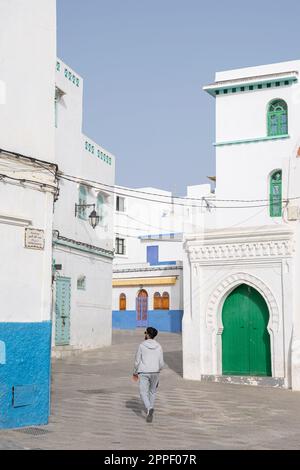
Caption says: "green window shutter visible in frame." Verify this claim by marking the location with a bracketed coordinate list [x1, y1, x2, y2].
[267, 99, 288, 136]
[78, 185, 87, 220]
[97, 194, 104, 224]
[270, 170, 282, 217]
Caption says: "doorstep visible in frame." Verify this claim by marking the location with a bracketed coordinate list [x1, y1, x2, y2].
[201, 374, 285, 388]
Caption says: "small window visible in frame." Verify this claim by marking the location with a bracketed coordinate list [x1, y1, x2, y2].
[162, 292, 170, 310]
[97, 193, 105, 224]
[275, 82, 280, 87]
[270, 170, 282, 217]
[223, 89, 228, 94]
[77, 276, 86, 290]
[115, 237, 126, 255]
[267, 99, 288, 136]
[154, 292, 162, 310]
[232, 88, 236, 93]
[54, 87, 64, 128]
[78, 185, 87, 220]
[240, 86, 245, 91]
[284, 80, 289, 86]
[258, 84, 262, 89]
[116, 196, 125, 212]
[215, 90, 219, 95]
[249, 85, 253, 90]
[119, 293, 126, 311]
[267, 83, 271, 88]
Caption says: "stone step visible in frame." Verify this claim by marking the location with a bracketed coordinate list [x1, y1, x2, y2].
[201, 374, 285, 388]
[51, 346, 82, 360]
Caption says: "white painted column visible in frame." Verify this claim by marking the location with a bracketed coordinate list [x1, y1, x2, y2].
[291, 225, 300, 389]
[182, 245, 202, 380]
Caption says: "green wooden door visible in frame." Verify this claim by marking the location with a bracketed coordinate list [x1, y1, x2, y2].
[55, 277, 71, 346]
[222, 284, 271, 376]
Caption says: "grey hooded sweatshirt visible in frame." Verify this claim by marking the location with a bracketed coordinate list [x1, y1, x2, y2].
[133, 339, 164, 374]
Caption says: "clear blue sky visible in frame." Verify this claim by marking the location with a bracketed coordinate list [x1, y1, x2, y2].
[57, 0, 300, 195]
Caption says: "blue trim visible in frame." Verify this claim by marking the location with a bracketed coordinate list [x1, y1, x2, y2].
[147, 246, 159, 265]
[146, 245, 177, 266]
[112, 310, 183, 333]
[0, 322, 51, 429]
[214, 134, 290, 147]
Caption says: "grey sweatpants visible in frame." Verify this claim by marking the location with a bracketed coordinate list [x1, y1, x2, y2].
[138, 373, 160, 412]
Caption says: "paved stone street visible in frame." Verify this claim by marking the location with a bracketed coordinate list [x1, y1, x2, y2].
[1, 330, 300, 450]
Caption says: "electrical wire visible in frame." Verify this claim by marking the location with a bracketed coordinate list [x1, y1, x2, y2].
[59, 170, 296, 203]
[60, 173, 277, 209]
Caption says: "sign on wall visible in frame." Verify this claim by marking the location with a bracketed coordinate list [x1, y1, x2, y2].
[25, 228, 45, 250]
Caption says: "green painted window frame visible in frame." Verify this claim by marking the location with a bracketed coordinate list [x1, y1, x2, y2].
[78, 185, 88, 220]
[270, 170, 282, 217]
[97, 193, 105, 224]
[267, 99, 288, 137]
[77, 276, 86, 290]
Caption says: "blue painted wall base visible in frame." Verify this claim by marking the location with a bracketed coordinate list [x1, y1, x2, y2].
[0, 322, 52, 429]
[112, 310, 183, 333]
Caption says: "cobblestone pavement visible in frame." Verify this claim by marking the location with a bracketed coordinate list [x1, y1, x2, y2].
[1, 330, 300, 450]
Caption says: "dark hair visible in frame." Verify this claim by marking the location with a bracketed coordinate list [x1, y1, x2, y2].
[146, 327, 158, 339]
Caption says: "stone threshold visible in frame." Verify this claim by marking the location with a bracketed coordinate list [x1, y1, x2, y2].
[201, 374, 285, 388]
[51, 346, 82, 360]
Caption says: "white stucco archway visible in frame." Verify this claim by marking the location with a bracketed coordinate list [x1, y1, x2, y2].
[205, 272, 282, 377]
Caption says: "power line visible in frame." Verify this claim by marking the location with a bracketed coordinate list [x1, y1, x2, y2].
[59, 174, 278, 209]
[60, 170, 295, 203]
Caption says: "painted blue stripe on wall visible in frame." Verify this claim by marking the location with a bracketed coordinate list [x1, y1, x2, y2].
[112, 311, 136, 330]
[148, 310, 183, 333]
[112, 310, 183, 333]
[0, 322, 51, 429]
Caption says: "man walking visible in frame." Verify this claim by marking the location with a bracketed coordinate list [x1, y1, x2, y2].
[132, 327, 164, 423]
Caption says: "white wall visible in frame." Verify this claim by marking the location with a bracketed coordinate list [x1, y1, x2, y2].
[53, 58, 115, 350]
[53, 248, 112, 349]
[112, 267, 183, 311]
[0, 0, 56, 325]
[0, 0, 56, 163]
[114, 184, 212, 265]
[213, 60, 300, 228]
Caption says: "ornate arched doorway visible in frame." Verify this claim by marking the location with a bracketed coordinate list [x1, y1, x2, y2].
[136, 289, 148, 328]
[222, 284, 271, 376]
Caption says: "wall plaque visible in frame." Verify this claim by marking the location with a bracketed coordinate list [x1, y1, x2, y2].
[25, 228, 45, 250]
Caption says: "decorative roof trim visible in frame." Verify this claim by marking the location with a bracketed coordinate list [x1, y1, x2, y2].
[203, 71, 298, 97]
[53, 234, 114, 260]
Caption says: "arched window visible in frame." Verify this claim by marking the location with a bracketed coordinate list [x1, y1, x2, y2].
[97, 193, 104, 224]
[119, 293, 126, 311]
[153, 292, 161, 310]
[267, 99, 288, 136]
[78, 185, 87, 220]
[270, 170, 282, 217]
[162, 292, 170, 310]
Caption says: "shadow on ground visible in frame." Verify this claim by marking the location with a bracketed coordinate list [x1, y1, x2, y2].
[125, 398, 144, 419]
[164, 350, 183, 377]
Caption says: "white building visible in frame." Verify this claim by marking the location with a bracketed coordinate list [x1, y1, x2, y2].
[0, 0, 58, 428]
[183, 59, 300, 389]
[52, 59, 115, 356]
[112, 184, 213, 332]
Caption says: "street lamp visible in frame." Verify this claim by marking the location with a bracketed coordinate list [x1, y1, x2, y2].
[75, 203, 100, 229]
